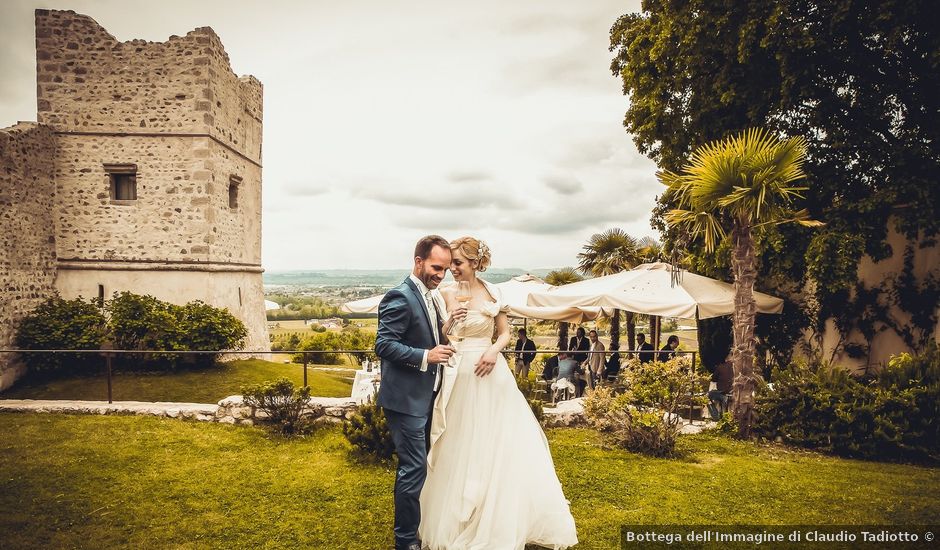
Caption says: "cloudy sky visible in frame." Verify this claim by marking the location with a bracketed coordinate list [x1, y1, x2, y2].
[0, 0, 661, 271]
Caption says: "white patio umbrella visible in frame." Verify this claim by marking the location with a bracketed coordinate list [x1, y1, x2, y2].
[340, 294, 383, 314]
[339, 275, 613, 322]
[527, 262, 783, 320]
[264, 299, 281, 311]
[494, 274, 610, 322]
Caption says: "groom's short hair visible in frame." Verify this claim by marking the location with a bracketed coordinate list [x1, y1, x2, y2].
[414, 235, 450, 259]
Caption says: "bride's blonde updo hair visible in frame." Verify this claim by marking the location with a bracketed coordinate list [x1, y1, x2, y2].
[450, 236, 492, 273]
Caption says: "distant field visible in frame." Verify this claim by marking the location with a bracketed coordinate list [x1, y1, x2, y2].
[267, 318, 377, 338]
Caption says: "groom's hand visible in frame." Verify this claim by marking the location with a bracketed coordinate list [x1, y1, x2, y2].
[428, 344, 456, 365]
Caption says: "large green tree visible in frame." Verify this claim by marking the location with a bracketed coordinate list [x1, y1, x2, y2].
[659, 128, 821, 437]
[577, 228, 642, 353]
[611, 0, 940, 352]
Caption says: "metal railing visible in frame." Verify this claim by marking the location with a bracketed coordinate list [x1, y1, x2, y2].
[0, 349, 701, 420]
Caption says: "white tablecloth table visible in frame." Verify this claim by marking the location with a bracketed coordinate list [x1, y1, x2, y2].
[351, 369, 380, 403]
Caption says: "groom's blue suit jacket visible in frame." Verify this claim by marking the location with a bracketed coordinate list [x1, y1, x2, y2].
[375, 277, 442, 417]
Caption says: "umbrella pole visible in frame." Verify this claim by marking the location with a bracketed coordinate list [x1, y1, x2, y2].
[652, 315, 660, 351]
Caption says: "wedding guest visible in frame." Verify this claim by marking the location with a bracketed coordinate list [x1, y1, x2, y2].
[513, 328, 537, 379]
[660, 335, 680, 361]
[637, 333, 655, 363]
[541, 354, 559, 383]
[708, 355, 734, 420]
[586, 330, 606, 389]
[553, 351, 580, 401]
[556, 352, 579, 382]
[568, 327, 590, 364]
[603, 352, 621, 381]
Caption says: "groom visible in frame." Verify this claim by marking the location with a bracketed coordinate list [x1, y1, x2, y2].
[375, 235, 456, 550]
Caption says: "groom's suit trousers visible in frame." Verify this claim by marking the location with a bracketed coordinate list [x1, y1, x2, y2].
[384, 402, 434, 549]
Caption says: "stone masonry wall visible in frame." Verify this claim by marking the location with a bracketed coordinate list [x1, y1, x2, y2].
[0, 123, 57, 390]
[34, 9, 264, 149]
[36, 9, 264, 264]
[32, 9, 268, 351]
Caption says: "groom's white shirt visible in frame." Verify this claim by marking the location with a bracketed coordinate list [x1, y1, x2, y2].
[409, 274, 442, 390]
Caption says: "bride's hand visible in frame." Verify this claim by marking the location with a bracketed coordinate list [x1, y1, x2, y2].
[444, 306, 468, 333]
[474, 350, 497, 377]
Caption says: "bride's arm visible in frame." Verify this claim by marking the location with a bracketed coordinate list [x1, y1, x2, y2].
[474, 311, 511, 377]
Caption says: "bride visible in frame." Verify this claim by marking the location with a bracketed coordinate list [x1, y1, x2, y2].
[418, 237, 578, 550]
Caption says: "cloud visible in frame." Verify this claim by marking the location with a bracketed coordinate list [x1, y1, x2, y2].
[353, 174, 525, 211]
[283, 182, 331, 197]
[447, 170, 493, 183]
[543, 174, 583, 195]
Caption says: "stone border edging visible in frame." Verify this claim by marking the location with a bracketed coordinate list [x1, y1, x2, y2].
[0, 396, 638, 430]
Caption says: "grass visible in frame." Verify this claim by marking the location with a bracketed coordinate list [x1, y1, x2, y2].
[0, 359, 354, 403]
[1, 414, 937, 549]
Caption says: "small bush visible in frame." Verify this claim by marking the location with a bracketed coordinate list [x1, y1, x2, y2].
[585, 357, 709, 457]
[108, 292, 247, 370]
[275, 326, 376, 365]
[528, 398, 544, 423]
[15, 294, 107, 376]
[343, 396, 395, 461]
[241, 378, 315, 436]
[714, 412, 738, 435]
[755, 344, 939, 461]
[514, 372, 546, 422]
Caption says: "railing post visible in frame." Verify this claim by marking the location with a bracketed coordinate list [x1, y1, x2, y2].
[303, 352, 308, 388]
[107, 354, 113, 404]
[100, 340, 115, 404]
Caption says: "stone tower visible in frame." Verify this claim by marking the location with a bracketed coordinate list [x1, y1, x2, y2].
[35, 9, 267, 351]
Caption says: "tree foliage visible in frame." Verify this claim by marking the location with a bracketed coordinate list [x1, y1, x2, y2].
[15, 294, 107, 376]
[544, 268, 586, 350]
[611, 0, 940, 350]
[15, 292, 247, 376]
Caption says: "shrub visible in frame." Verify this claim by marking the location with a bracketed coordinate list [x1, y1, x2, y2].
[714, 412, 738, 435]
[755, 344, 940, 461]
[176, 300, 248, 367]
[281, 326, 376, 365]
[343, 396, 395, 461]
[107, 292, 246, 370]
[241, 378, 315, 436]
[585, 357, 709, 457]
[14, 294, 107, 376]
[527, 398, 544, 423]
[514, 371, 547, 422]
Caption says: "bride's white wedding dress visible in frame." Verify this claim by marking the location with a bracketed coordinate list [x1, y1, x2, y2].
[419, 282, 578, 550]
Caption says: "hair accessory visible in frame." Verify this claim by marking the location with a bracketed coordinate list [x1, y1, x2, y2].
[477, 240, 489, 259]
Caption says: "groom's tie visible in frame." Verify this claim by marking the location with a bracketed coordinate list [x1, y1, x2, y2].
[424, 291, 440, 345]
[425, 291, 444, 393]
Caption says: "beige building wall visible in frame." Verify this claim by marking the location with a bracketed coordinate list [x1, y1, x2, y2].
[34, 9, 268, 352]
[811, 223, 939, 372]
[55, 268, 267, 351]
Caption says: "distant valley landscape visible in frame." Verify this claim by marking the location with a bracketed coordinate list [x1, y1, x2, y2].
[263, 268, 557, 288]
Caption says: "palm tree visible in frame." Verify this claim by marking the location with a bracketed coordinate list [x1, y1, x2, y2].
[658, 128, 821, 437]
[544, 267, 584, 350]
[638, 236, 665, 263]
[576, 228, 642, 355]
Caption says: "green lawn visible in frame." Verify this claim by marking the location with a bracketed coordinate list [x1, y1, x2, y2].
[1, 414, 937, 549]
[0, 359, 354, 403]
